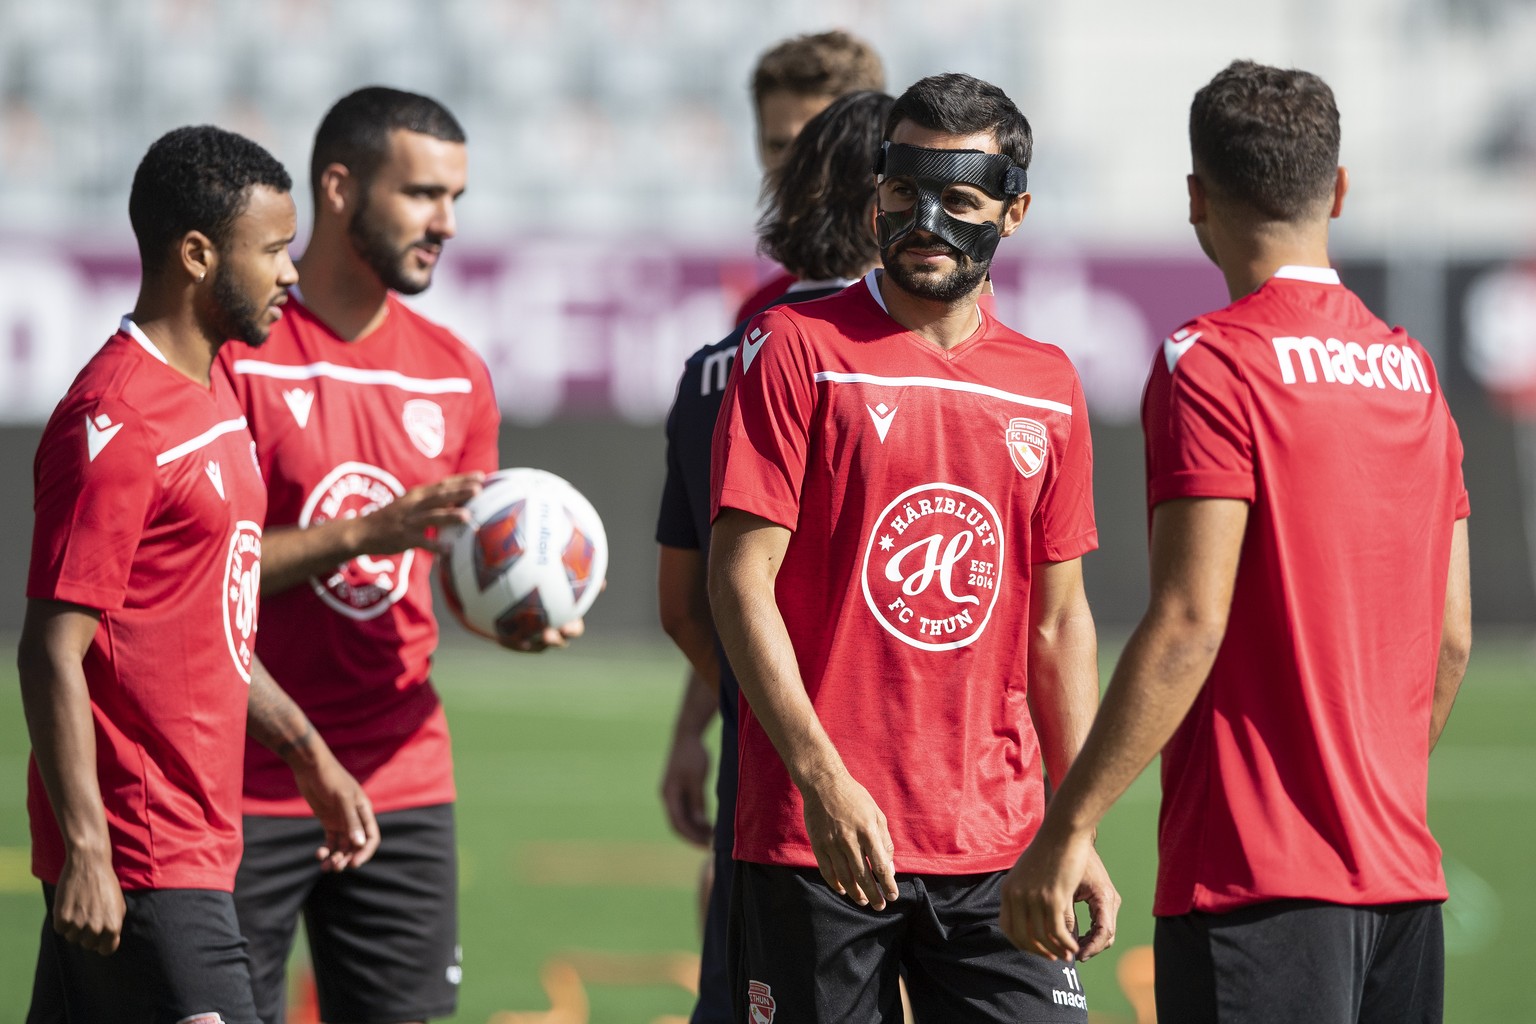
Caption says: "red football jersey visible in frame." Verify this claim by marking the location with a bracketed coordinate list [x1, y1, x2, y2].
[1142, 266, 1470, 915]
[712, 272, 1097, 874]
[218, 293, 499, 815]
[27, 320, 267, 891]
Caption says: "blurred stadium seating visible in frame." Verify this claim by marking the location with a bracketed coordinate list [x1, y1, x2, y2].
[1, 0, 1533, 246]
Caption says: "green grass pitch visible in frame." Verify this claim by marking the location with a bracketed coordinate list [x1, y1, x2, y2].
[0, 634, 1531, 1022]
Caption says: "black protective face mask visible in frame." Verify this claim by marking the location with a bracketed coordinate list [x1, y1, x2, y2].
[874, 142, 1028, 263]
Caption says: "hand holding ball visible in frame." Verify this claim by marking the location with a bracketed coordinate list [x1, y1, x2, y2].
[437, 468, 607, 647]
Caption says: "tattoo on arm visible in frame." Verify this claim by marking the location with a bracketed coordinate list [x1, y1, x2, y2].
[247, 666, 318, 767]
[273, 720, 315, 762]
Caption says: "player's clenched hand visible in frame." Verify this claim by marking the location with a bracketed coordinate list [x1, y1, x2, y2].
[999, 821, 1094, 961]
[359, 472, 484, 554]
[501, 614, 587, 653]
[294, 755, 380, 872]
[799, 769, 899, 910]
[53, 849, 126, 954]
[1072, 846, 1120, 960]
[659, 730, 713, 847]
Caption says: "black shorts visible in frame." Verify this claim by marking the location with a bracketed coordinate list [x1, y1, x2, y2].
[1154, 899, 1444, 1024]
[235, 804, 460, 1024]
[729, 862, 1091, 1024]
[28, 884, 260, 1024]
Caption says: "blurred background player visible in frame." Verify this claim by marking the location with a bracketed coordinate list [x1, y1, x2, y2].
[729, 29, 886, 326]
[219, 87, 577, 1024]
[1005, 61, 1471, 1024]
[21, 124, 374, 1024]
[656, 89, 893, 1024]
[709, 73, 1118, 1022]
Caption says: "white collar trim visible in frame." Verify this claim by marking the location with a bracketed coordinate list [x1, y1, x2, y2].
[1273, 265, 1340, 285]
[120, 316, 170, 364]
[863, 268, 889, 313]
[788, 277, 855, 293]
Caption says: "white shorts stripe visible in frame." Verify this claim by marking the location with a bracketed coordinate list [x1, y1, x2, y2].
[157, 417, 248, 466]
[231, 359, 472, 395]
[812, 371, 1073, 415]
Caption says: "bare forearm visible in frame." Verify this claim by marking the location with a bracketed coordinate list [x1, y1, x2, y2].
[668, 623, 722, 692]
[1027, 599, 1100, 787]
[260, 520, 369, 596]
[658, 544, 721, 689]
[1045, 612, 1221, 837]
[710, 555, 841, 788]
[263, 472, 486, 596]
[18, 632, 110, 855]
[246, 660, 322, 770]
[673, 668, 720, 740]
[1429, 651, 1469, 751]
[1430, 518, 1471, 751]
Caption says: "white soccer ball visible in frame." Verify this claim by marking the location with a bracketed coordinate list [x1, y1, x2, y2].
[437, 468, 607, 643]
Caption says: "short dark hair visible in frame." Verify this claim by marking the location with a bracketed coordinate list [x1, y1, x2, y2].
[1189, 60, 1340, 221]
[751, 30, 885, 108]
[885, 73, 1032, 170]
[310, 86, 466, 201]
[758, 90, 892, 281]
[128, 125, 291, 272]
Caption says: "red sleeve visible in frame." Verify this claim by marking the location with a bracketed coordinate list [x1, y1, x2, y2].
[28, 397, 157, 611]
[1031, 372, 1098, 563]
[710, 309, 817, 530]
[1144, 325, 1256, 506]
[460, 354, 501, 475]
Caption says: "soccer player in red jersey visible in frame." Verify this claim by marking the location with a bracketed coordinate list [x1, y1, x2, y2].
[726, 30, 886, 326]
[709, 73, 1118, 1022]
[1005, 61, 1472, 1024]
[217, 88, 574, 1024]
[21, 125, 375, 1024]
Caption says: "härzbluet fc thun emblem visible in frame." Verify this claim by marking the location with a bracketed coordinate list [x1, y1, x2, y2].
[1006, 417, 1048, 478]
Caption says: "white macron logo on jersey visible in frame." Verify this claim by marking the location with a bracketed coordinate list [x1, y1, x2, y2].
[741, 327, 771, 373]
[701, 349, 734, 396]
[1164, 328, 1202, 371]
[85, 413, 123, 462]
[282, 387, 314, 428]
[867, 402, 898, 441]
[205, 460, 225, 499]
[1273, 335, 1431, 392]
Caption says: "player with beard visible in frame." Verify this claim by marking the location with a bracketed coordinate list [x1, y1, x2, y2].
[22, 125, 375, 1024]
[217, 88, 573, 1024]
[657, 89, 892, 1024]
[709, 73, 1118, 1022]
